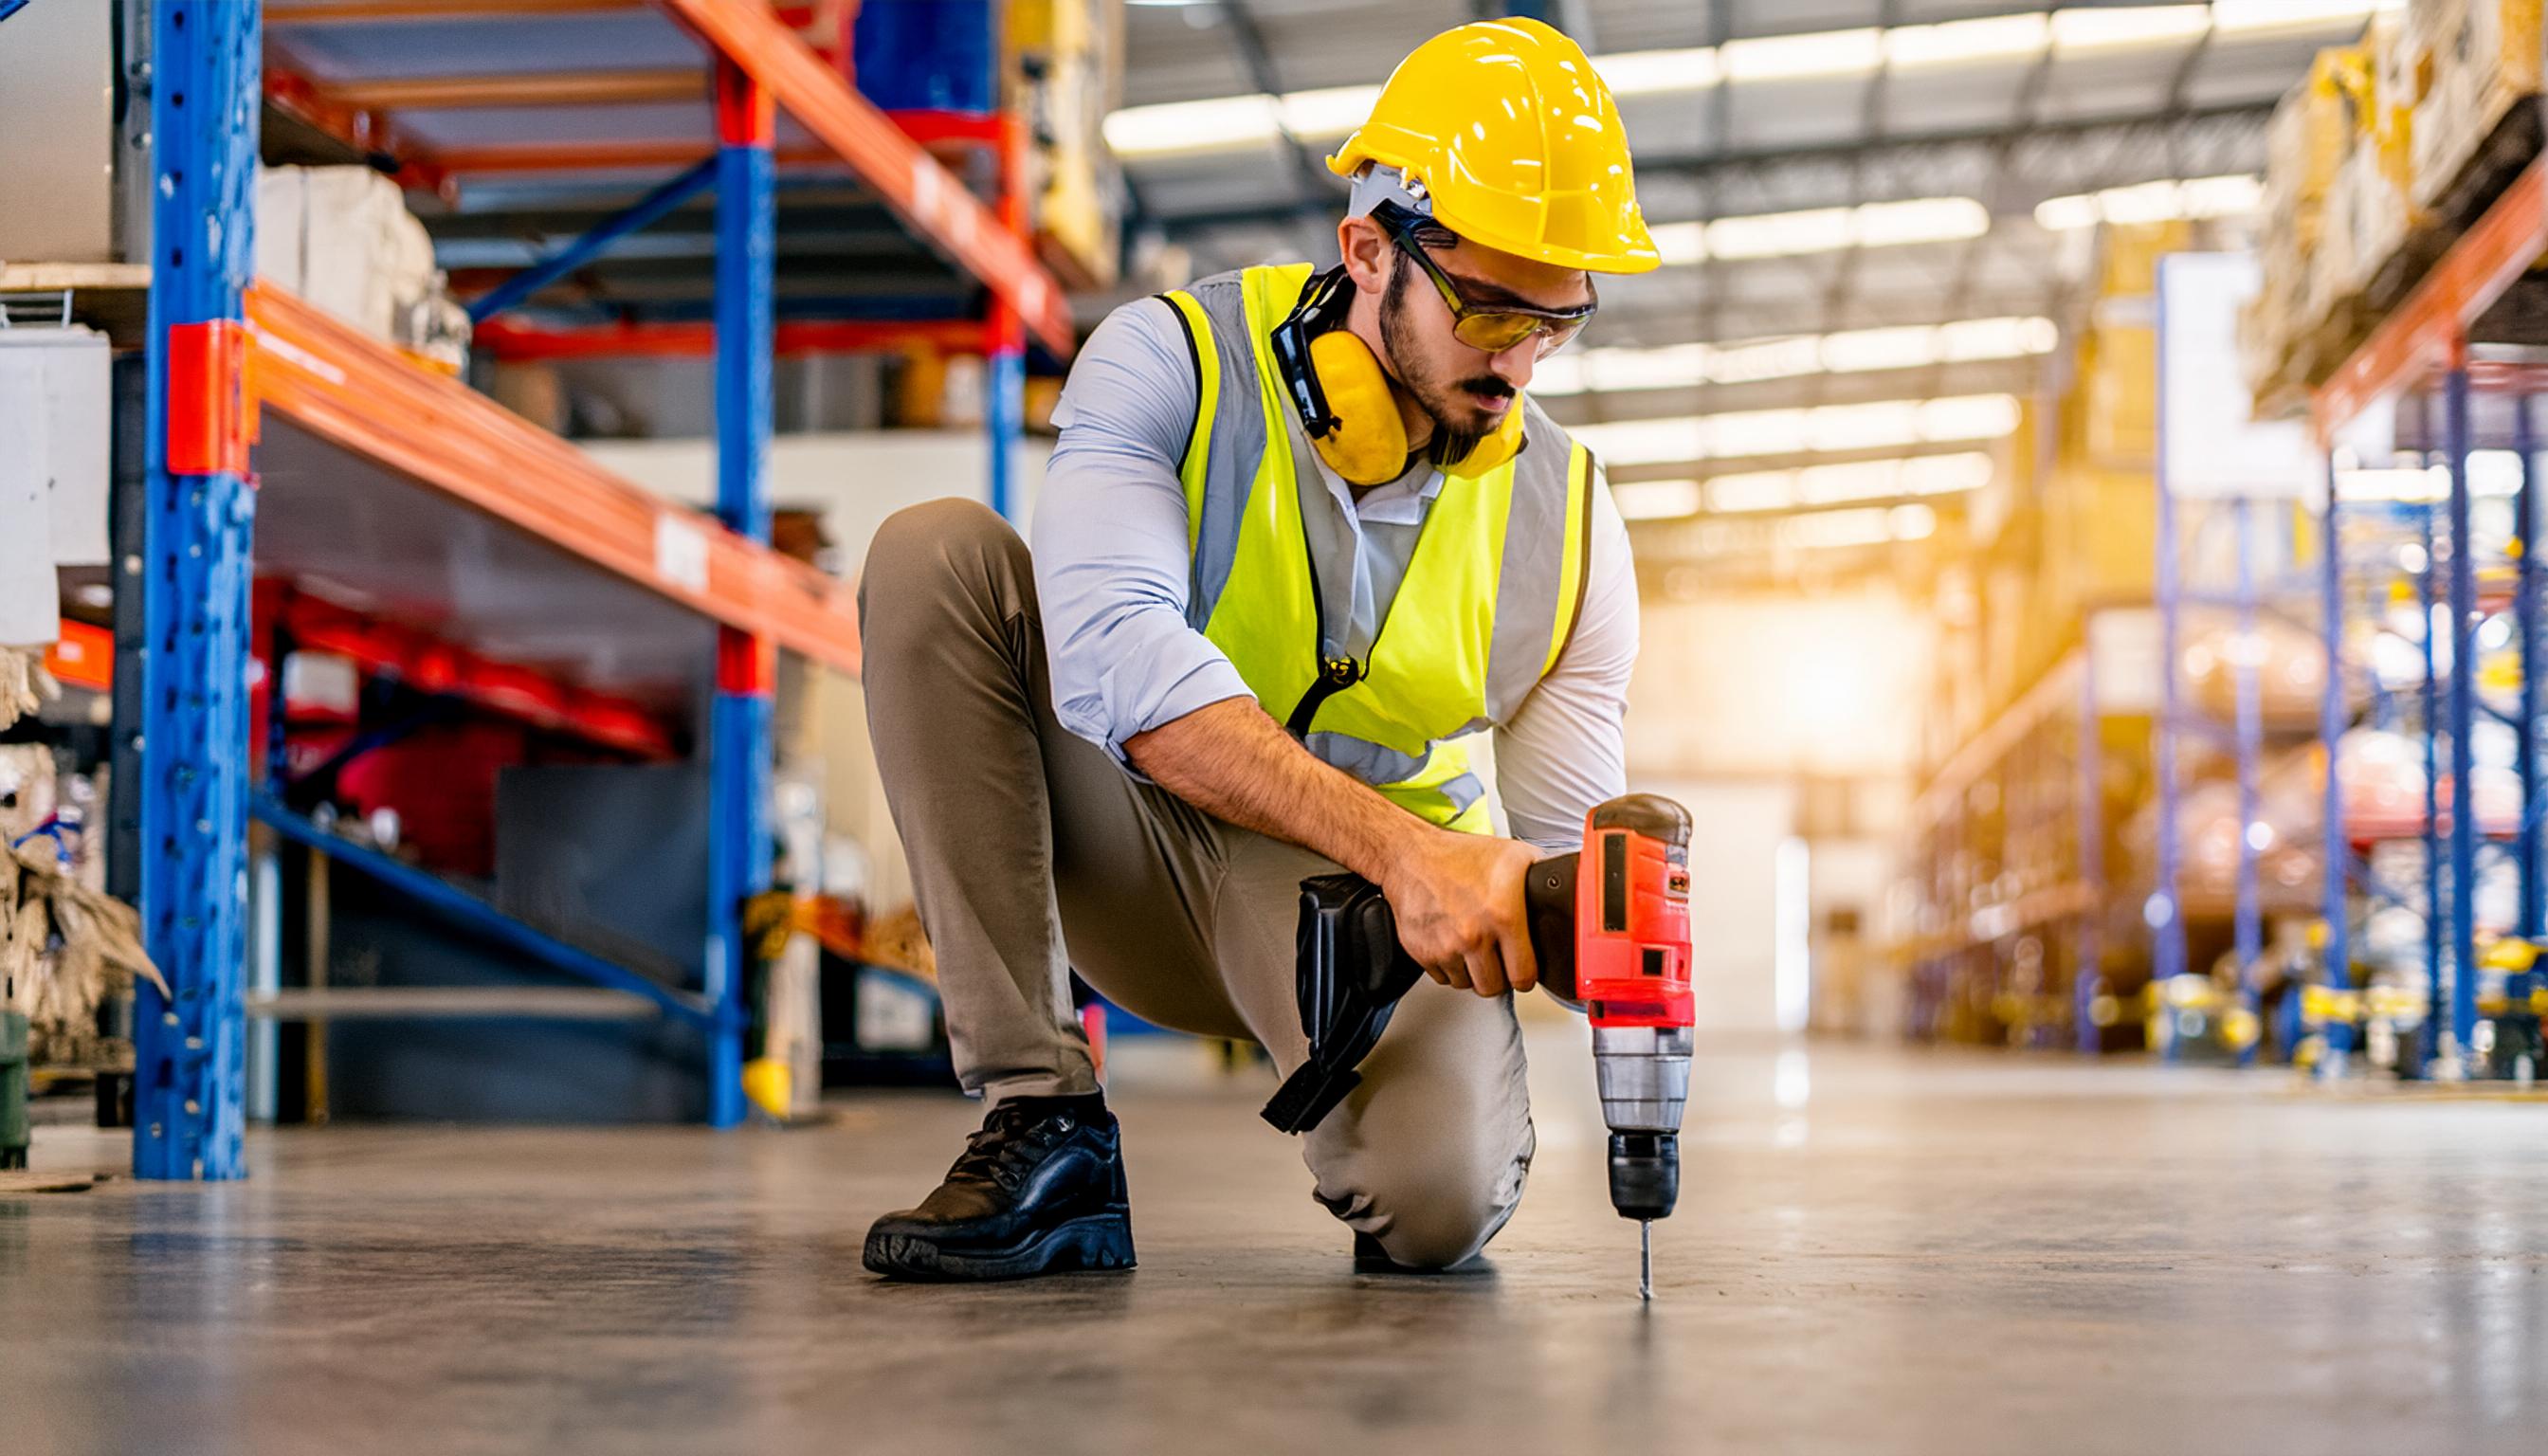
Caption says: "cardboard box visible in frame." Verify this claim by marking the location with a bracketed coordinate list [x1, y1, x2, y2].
[2409, 0, 2543, 209]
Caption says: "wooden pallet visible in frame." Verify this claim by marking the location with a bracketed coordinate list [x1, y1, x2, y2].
[2420, 100, 2545, 250]
[0, 1166, 114, 1194]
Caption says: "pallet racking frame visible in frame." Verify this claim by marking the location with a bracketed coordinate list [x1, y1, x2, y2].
[133, 0, 1066, 1177]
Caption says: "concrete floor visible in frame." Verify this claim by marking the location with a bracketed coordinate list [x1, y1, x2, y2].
[9, 1033, 2548, 1455]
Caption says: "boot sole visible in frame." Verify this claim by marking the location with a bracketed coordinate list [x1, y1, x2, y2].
[864, 1209, 1137, 1283]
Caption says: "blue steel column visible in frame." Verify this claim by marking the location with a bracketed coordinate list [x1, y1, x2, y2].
[985, 117, 1028, 519]
[2074, 647, 2104, 1055]
[2319, 453, 2355, 1068]
[136, 0, 258, 1180]
[2232, 497, 2264, 1064]
[2420, 478, 2444, 1068]
[706, 58, 774, 1128]
[2446, 356, 2479, 1063]
[2519, 395, 2543, 938]
[2153, 415, 2188, 1002]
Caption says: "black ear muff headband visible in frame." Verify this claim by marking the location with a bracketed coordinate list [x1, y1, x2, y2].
[1268, 265, 1526, 487]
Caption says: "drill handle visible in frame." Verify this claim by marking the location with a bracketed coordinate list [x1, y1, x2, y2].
[1525, 851, 1579, 1004]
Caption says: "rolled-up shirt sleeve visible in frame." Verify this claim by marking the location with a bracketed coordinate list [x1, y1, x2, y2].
[1031, 299, 1254, 763]
[1495, 475, 1638, 851]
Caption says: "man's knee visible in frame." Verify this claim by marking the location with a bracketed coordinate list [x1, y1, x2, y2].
[1319, 1120, 1535, 1270]
[857, 498, 1028, 638]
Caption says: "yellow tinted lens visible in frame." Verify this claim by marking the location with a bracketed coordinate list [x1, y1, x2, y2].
[1534, 317, 1586, 356]
[1454, 313, 1548, 354]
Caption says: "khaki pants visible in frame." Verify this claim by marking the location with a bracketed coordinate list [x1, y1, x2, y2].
[857, 500, 1535, 1267]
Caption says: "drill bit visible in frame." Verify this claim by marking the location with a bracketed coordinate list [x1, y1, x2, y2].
[1638, 1219, 1653, 1301]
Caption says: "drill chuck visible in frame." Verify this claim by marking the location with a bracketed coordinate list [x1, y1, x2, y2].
[1608, 1131, 1680, 1221]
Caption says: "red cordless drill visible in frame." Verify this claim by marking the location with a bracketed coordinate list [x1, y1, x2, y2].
[1266, 793, 1696, 1297]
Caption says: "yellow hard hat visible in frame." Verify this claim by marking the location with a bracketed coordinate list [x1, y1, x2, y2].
[1329, 18, 1659, 275]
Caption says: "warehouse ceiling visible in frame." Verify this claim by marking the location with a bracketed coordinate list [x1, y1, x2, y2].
[254, 0, 2380, 562]
[1110, 0, 2379, 534]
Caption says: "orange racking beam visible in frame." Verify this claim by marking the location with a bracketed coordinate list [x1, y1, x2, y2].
[321, 67, 709, 110]
[474, 316, 989, 360]
[268, 0, 645, 21]
[652, 0, 1077, 357]
[243, 282, 864, 680]
[2316, 159, 2548, 438]
[430, 139, 836, 175]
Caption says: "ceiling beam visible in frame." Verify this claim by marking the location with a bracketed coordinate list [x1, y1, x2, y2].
[1144, 102, 2274, 234]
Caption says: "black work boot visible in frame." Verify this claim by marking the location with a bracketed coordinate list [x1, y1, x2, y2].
[863, 1096, 1136, 1281]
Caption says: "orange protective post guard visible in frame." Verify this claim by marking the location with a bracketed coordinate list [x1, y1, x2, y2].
[167, 319, 259, 478]
[44, 620, 113, 694]
[716, 58, 775, 148]
[718, 628, 777, 696]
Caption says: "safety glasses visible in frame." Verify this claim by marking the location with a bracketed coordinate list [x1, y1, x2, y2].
[1372, 200, 1597, 357]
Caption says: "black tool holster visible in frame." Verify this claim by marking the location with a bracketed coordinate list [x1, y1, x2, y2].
[1260, 874, 1425, 1133]
[1260, 858, 1583, 1135]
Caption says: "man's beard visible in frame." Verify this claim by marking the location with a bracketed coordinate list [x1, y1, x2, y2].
[1379, 262, 1515, 468]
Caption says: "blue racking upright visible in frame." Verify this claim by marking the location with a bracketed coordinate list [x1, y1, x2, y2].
[129, 0, 1073, 1176]
[2306, 160, 2548, 1081]
[2149, 257, 2323, 1068]
[136, 0, 262, 1180]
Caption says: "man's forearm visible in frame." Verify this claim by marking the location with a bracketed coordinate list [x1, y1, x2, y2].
[1123, 696, 1429, 880]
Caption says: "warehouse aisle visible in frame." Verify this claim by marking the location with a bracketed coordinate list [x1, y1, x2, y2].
[9, 1036, 2548, 1455]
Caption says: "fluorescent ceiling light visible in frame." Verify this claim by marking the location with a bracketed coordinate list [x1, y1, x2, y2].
[1612, 479, 1705, 520]
[1647, 221, 1708, 266]
[1706, 470, 1798, 513]
[1850, 196, 1992, 247]
[2050, 6, 2211, 50]
[1593, 47, 1720, 97]
[2033, 173, 2265, 229]
[1631, 196, 1985, 266]
[1771, 453, 1995, 506]
[1101, 94, 1281, 157]
[1530, 317, 2055, 397]
[2211, 1, 2383, 35]
[1697, 195, 1988, 262]
[1720, 27, 1882, 82]
[1885, 13, 2049, 67]
[1705, 207, 1854, 261]
[1789, 504, 1936, 549]
[2180, 173, 2269, 216]
[1277, 84, 1381, 137]
[1572, 393, 2020, 467]
[1680, 503, 1938, 555]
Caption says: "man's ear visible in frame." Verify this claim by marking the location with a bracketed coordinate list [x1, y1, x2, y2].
[1337, 214, 1393, 297]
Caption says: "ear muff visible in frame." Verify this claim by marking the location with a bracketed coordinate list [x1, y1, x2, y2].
[1275, 266, 1531, 487]
[1451, 394, 1525, 481]
[1306, 329, 1410, 486]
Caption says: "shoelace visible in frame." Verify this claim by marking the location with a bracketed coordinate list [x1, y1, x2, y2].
[946, 1106, 1080, 1192]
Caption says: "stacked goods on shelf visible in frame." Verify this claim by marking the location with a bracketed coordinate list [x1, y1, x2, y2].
[255, 167, 470, 373]
[2407, 0, 2544, 213]
[1898, 230, 2175, 1051]
[1013, 0, 1125, 291]
[2320, 16, 2423, 323]
[2181, 618, 2334, 731]
[2244, 43, 2370, 407]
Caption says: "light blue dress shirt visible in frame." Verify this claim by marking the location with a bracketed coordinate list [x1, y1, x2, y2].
[1028, 297, 1637, 851]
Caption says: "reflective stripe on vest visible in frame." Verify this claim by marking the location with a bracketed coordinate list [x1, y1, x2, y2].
[1158, 264, 1593, 832]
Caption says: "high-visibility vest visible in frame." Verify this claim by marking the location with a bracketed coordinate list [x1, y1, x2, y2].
[1155, 264, 1596, 833]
